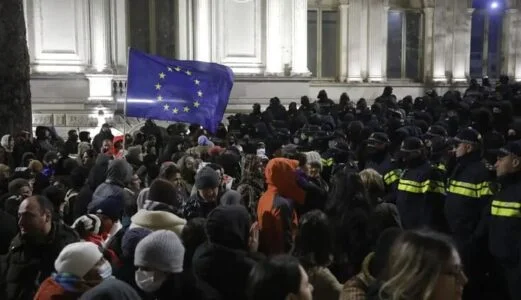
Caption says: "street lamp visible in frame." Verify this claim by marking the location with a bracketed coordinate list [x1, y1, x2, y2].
[490, 1, 499, 9]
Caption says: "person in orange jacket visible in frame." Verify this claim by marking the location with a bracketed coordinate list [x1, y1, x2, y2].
[257, 158, 305, 256]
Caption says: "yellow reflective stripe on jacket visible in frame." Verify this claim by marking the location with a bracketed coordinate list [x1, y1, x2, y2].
[491, 200, 521, 218]
[383, 169, 400, 185]
[436, 163, 446, 171]
[447, 180, 493, 198]
[321, 158, 334, 167]
[398, 179, 446, 194]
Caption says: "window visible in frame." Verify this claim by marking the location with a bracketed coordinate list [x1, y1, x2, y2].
[470, 0, 504, 79]
[386, 10, 422, 80]
[307, 10, 338, 78]
[127, 0, 177, 58]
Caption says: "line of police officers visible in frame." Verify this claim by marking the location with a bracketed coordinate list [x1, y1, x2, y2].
[364, 128, 521, 300]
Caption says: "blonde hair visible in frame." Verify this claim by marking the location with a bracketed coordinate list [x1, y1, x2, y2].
[380, 230, 455, 300]
[359, 169, 385, 199]
[28, 160, 43, 173]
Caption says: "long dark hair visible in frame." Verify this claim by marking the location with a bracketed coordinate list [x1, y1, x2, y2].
[293, 210, 334, 269]
[326, 169, 373, 274]
[247, 255, 302, 300]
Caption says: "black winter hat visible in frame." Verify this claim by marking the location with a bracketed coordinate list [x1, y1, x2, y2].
[426, 125, 448, 138]
[195, 166, 220, 190]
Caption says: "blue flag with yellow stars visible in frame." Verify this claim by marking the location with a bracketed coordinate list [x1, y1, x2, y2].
[126, 48, 234, 133]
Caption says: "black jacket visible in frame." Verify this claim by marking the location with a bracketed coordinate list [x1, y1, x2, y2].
[445, 151, 493, 249]
[0, 209, 17, 255]
[0, 222, 79, 300]
[396, 160, 447, 231]
[489, 172, 521, 264]
[182, 193, 219, 220]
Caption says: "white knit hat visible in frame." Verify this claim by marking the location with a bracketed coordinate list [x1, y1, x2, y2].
[55, 242, 103, 278]
[72, 214, 101, 235]
[134, 230, 185, 274]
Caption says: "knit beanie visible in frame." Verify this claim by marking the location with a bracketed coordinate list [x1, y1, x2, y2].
[55, 242, 103, 278]
[134, 230, 185, 274]
[121, 227, 152, 259]
[198, 135, 210, 146]
[195, 166, 220, 190]
[72, 214, 102, 235]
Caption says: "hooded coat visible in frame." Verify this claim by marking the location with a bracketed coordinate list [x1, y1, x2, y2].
[74, 155, 111, 220]
[192, 206, 258, 300]
[257, 158, 305, 256]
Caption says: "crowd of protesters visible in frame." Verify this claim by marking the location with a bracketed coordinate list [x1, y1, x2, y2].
[0, 75, 521, 300]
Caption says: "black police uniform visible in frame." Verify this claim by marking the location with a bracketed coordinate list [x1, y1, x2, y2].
[489, 141, 521, 300]
[396, 137, 447, 231]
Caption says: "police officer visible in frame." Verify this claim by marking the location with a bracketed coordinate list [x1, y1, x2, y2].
[489, 140, 521, 300]
[396, 137, 447, 231]
[445, 127, 494, 299]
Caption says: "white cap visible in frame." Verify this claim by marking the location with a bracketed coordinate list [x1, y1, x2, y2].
[54, 242, 103, 278]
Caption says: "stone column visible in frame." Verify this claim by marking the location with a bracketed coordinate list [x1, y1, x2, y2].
[177, 0, 193, 60]
[265, 0, 283, 75]
[110, 0, 127, 73]
[347, 0, 367, 82]
[291, 0, 311, 76]
[423, 6, 434, 82]
[338, 1, 349, 82]
[367, 0, 387, 82]
[432, 5, 447, 82]
[502, 8, 519, 77]
[194, 0, 212, 62]
[89, 0, 112, 72]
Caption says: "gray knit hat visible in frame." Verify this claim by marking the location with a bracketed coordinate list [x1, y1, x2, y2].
[195, 166, 220, 189]
[134, 230, 185, 274]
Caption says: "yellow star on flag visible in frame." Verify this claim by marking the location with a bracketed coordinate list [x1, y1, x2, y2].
[194, 79, 200, 85]
[159, 72, 166, 79]
[184, 106, 190, 112]
[193, 101, 200, 108]
[185, 70, 192, 76]
[157, 95, 163, 102]
[167, 67, 173, 72]
[163, 104, 169, 110]
[155, 83, 161, 90]
[175, 66, 181, 72]
[173, 108, 179, 114]
[197, 90, 203, 97]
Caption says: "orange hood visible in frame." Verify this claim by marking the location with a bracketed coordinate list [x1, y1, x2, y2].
[264, 158, 305, 204]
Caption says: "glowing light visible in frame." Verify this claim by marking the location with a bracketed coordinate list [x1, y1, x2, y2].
[490, 2, 499, 9]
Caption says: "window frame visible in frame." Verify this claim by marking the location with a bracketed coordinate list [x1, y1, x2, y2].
[386, 8, 423, 81]
[307, 7, 338, 80]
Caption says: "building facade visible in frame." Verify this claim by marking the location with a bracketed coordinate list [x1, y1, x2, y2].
[25, 0, 521, 134]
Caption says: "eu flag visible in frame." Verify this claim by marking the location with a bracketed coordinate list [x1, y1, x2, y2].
[126, 48, 234, 133]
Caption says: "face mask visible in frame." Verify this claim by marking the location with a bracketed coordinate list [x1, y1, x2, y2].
[135, 270, 167, 293]
[97, 261, 112, 279]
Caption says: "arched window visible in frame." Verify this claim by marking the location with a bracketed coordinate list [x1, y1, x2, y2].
[470, 0, 504, 79]
[386, 6, 422, 80]
[307, 5, 338, 78]
[127, 0, 177, 58]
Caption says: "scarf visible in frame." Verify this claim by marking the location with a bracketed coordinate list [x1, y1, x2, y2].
[52, 273, 99, 293]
